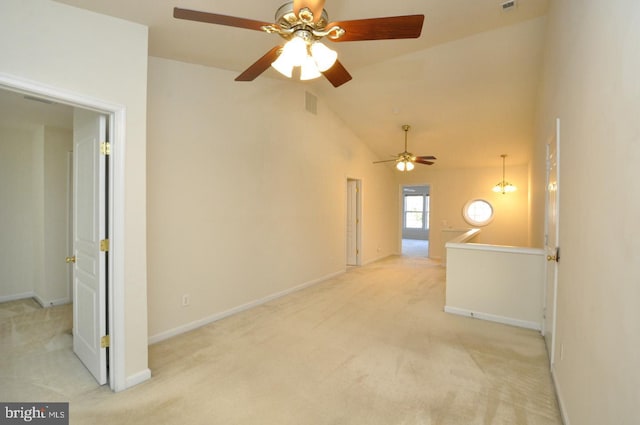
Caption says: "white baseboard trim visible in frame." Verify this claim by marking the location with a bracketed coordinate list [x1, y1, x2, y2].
[33, 295, 71, 308]
[48, 297, 71, 307]
[444, 306, 541, 331]
[551, 366, 570, 425]
[362, 254, 393, 266]
[33, 295, 46, 308]
[125, 368, 151, 390]
[148, 269, 346, 345]
[0, 292, 35, 303]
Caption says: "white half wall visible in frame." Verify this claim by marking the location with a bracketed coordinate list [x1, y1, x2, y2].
[445, 243, 544, 330]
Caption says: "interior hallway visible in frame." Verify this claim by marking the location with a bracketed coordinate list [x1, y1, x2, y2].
[402, 238, 429, 257]
[1, 256, 561, 424]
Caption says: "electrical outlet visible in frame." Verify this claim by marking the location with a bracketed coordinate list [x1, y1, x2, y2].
[182, 294, 190, 307]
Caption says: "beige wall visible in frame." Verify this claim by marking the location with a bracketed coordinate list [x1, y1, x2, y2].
[43, 127, 73, 305]
[0, 0, 149, 386]
[0, 126, 38, 299]
[0, 125, 71, 305]
[146, 57, 399, 340]
[400, 163, 530, 258]
[532, 1, 640, 423]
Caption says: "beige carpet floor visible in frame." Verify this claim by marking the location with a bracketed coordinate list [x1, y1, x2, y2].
[402, 239, 429, 257]
[1, 255, 562, 424]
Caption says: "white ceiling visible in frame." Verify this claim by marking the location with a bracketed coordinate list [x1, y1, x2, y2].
[38, 0, 549, 168]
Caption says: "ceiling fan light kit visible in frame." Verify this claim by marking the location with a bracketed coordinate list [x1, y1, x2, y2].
[269, 29, 338, 80]
[492, 154, 517, 194]
[397, 160, 415, 171]
[173, 0, 424, 87]
[373, 124, 437, 172]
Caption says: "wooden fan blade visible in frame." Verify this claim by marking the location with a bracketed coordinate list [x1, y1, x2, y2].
[415, 155, 437, 161]
[327, 15, 424, 42]
[322, 60, 353, 87]
[414, 158, 434, 165]
[235, 46, 282, 82]
[173, 7, 271, 31]
[293, 0, 326, 23]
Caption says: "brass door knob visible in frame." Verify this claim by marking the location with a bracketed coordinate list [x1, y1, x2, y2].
[547, 255, 556, 262]
[65, 256, 76, 264]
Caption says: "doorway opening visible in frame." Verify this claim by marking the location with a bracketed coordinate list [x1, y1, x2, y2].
[401, 185, 430, 257]
[0, 79, 119, 392]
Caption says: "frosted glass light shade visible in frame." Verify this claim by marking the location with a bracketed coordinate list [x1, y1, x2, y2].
[271, 55, 293, 78]
[300, 55, 322, 80]
[396, 160, 414, 172]
[311, 42, 338, 72]
[271, 37, 308, 78]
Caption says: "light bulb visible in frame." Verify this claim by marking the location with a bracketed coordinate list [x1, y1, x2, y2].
[396, 161, 406, 171]
[406, 161, 415, 171]
[311, 42, 338, 72]
[300, 55, 321, 80]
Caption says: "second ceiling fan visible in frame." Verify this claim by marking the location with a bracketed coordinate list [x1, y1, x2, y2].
[374, 125, 437, 171]
[173, 0, 424, 87]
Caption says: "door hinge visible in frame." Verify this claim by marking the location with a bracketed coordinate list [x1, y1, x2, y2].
[356, 249, 359, 255]
[100, 239, 110, 252]
[100, 142, 111, 156]
[101, 335, 110, 348]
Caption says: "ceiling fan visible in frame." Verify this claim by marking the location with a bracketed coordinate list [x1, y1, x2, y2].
[173, 0, 424, 87]
[373, 125, 437, 171]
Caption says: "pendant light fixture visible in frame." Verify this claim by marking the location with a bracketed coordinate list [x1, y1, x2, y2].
[492, 154, 517, 194]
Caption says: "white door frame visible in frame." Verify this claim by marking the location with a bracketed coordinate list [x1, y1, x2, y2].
[0, 73, 127, 391]
[346, 178, 362, 266]
[399, 183, 431, 257]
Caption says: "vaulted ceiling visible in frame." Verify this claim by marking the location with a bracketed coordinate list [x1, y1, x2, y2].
[46, 0, 549, 168]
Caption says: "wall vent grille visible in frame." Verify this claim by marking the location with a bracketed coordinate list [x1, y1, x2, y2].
[305, 91, 317, 115]
[501, 0, 516, 11]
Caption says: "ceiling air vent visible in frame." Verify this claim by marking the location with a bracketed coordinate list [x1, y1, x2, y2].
[501, 0, 516, 12]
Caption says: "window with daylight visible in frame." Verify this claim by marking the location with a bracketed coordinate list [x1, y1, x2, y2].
[404, 195, 430, 230]
[462, 199, 494, 227]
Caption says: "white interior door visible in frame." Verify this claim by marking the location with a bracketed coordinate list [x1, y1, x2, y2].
[72, 109, 108, 385]
[346, 179, 359, 265]
[544, 118, 560, 366]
